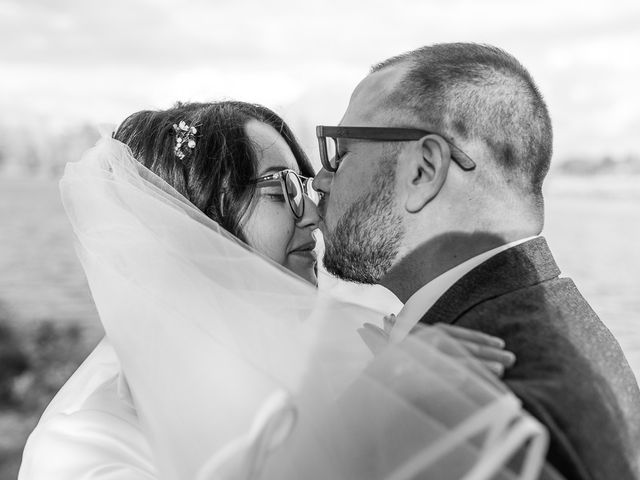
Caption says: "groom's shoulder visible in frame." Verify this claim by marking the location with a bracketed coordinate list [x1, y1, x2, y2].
[455, 277, 640, 479]
[453, 274, 631, 393]
[487, 275, 592, 319]
[457, 275, 616, 361]
[459, 273, 595, 332]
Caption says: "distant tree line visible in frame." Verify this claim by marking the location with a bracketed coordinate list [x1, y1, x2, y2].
[556, 154, 640, 175]
[0, 123, 100, 177]
[1, 121, 638, 178]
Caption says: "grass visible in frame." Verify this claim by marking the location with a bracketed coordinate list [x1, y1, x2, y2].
[0, 306, 92, 480]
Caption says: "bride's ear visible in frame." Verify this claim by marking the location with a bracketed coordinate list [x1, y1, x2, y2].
[403, 135, 451, 213]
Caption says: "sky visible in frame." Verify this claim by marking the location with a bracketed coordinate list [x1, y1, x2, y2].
[1, 0, 639, 162]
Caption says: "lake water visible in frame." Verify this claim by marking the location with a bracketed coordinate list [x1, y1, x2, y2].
[0, 174, 639, 381]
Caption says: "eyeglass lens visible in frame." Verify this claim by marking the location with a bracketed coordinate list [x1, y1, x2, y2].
[284, 171, 304, 218]
[323, 137, 339, 170]
[302, 178, 319, 205]
[282, 172, 320, 219]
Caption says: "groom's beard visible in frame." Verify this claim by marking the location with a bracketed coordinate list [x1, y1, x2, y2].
[323, 161, 403, 284]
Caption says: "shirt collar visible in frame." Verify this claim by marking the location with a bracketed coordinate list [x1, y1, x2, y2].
[390, 235, 539, 342]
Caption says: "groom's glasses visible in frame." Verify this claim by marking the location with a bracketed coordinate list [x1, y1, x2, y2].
[249, 169, 318, 219]
[316, 126, 476, 173]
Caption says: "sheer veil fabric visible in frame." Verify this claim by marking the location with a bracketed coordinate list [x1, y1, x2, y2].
[59, 136, 548, 480]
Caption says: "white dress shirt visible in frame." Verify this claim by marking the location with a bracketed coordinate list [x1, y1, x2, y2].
[390, 236, 538, 343]
[318, 268, 404, 325]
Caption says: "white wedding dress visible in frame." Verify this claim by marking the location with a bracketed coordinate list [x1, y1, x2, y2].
[20, 137, 548, 480]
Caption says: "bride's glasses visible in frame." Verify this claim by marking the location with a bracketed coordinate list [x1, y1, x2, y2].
[249, 169, 319, 219]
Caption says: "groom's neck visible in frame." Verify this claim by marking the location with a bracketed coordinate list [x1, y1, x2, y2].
[379, 231, 514, 303]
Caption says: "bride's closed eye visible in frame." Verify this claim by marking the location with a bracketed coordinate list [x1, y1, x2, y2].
[262, 191, 287, 203]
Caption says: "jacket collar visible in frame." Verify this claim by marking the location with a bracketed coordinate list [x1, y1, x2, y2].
[419, 237, 560, 326]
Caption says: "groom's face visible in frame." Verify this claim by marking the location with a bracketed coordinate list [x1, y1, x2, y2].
[314, 67, 408, 283]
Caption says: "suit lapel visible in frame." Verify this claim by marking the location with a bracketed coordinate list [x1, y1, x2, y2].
[419, 237, 561, 326]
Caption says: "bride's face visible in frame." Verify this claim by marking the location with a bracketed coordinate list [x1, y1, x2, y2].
[240, 120, 320, 284]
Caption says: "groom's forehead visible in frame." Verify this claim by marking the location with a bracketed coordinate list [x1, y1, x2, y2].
[341, 64, 409, 125]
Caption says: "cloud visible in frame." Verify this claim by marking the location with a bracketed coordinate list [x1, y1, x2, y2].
[1, 0, 639, 158]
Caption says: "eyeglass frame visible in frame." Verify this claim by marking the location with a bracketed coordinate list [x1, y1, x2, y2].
[248, 169, 317, 219]
[316, 126, 476, 173]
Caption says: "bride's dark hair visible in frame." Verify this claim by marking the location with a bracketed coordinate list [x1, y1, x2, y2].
[114, 101, 314, 242]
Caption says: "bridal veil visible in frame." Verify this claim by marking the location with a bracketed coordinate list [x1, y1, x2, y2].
[59, 136, 548, 480]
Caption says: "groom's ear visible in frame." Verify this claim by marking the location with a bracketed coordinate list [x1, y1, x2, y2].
[403, 134, 451, 213]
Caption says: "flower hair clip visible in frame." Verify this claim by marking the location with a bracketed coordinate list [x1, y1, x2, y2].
[172, 120, 198, 160]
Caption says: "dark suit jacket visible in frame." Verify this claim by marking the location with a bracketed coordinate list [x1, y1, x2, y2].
[418, 237, 640, 480]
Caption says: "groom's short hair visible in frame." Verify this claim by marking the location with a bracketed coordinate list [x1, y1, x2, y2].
[372, 43, 552, 201]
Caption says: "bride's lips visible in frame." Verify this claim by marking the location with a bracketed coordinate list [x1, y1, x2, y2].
[290, 241, 317, 261]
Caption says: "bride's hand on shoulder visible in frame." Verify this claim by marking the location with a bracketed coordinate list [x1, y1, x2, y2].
[433, 323, 516, 378]
[360, 316, 515, 378]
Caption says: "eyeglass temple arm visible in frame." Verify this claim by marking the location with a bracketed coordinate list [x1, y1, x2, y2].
[448, 144, 476, 171]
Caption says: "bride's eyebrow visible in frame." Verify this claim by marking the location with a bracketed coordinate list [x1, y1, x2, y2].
[258, 165, 298, 176]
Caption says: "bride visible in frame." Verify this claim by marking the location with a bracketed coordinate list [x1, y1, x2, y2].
[19, 101, 547, 480]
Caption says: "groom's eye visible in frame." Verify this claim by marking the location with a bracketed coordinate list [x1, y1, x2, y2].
[334, 150, 347, 169]
[331, 139, 349, 170]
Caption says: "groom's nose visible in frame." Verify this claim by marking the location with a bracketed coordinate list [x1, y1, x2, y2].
[312, 168, 332, 196]
[296, 195, 320, 229]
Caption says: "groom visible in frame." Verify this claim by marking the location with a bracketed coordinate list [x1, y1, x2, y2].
[313, 43, 640, 479]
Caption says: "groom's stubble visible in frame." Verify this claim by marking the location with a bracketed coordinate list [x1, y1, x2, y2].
[322, 154, 404, 284]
